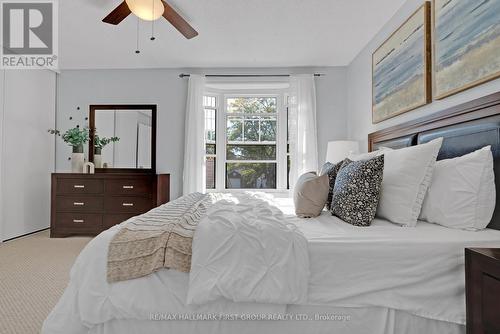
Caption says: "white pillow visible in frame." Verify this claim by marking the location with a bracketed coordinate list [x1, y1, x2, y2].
[376, 137, 443, 227]
[348, 147, 392, 161]
[419, 146, 495, 230]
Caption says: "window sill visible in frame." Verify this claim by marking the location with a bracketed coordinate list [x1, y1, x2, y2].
[206, 189, 291, 197]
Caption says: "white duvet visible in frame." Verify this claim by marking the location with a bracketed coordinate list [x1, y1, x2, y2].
[187, 193, 309, 305]
[43, 195, 500, 334]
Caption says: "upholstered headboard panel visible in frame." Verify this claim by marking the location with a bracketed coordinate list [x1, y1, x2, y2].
[372, 134, 417, 151]
[368, 92, 500, 230]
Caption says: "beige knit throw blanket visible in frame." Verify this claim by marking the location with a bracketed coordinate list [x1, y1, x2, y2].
[107, 192, 213, 283]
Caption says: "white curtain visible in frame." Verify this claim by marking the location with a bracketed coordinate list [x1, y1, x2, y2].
[183, 75, 206, 195]
[289, 74, 318, 192]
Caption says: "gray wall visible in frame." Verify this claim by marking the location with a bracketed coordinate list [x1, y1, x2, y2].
[316, 67, 349, 165]
[56, 69, 187, 199]
[56, 67, 348, 199]
[346, 0, 500, 151]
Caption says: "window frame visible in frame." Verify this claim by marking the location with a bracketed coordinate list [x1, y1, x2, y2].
[205, 89, 288, 193]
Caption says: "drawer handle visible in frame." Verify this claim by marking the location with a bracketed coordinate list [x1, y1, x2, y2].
[74, 185, 85, 189]
[123, 185, 134, 189]
[73, 219, 85, 223]
[122, 203, 134, 207]
[73, 202, 85, 206]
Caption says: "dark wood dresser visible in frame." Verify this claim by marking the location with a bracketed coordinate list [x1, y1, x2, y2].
[50, 173, 170, 237]
[465, 248, 500, 334]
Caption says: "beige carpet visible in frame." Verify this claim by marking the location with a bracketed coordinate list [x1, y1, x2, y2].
[0, 230, 91, 334]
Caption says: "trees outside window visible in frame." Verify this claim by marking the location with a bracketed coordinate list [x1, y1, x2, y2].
[204, 94, 288, 191]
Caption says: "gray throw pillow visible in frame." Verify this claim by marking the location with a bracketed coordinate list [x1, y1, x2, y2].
[330, 155, 384, 226]
[319, 160, 347, 210]
[294, 172, 329, 218]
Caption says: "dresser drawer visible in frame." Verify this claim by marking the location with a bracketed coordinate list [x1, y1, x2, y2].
[104, 178, 153, 196]
[55, 213, 102, 231]
[57, 179, 104, 194]
[104, 196, 153, 213]
[103, 213, 138, 229]
[56, 196, 104, 212]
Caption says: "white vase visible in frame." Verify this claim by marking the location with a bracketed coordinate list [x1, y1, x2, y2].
[94, 154, 102, 168]
[71, 153, 85, 173]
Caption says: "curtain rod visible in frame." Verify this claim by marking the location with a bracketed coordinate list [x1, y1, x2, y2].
[178, 73, 324, 78]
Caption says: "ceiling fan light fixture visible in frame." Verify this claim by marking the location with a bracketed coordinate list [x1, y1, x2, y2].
[125, 0, 164, 21]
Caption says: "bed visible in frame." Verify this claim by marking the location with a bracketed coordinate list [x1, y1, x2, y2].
[43, 92, 500, 334]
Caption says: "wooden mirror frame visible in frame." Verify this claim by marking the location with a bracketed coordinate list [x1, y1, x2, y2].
[88, 104, 157, 174]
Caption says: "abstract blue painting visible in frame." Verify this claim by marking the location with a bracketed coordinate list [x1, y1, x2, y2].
[434, 0, 500, 99]
[372, 4, 431, 123]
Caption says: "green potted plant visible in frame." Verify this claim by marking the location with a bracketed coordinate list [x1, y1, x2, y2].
[48, 126, 89, 172]
[93, 134, 120, 168]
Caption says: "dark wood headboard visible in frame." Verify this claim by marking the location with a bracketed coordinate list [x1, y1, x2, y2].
[368, 92, 500, 230]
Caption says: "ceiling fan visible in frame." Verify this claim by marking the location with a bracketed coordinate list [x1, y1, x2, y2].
[102, 0, 198, 39]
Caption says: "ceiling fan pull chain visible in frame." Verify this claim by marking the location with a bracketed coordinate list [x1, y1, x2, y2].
[150, 0, 156, 40]
[135, 17, 141, 54]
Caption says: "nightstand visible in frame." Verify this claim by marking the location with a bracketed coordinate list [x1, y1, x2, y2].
[465, 248, 500, 334]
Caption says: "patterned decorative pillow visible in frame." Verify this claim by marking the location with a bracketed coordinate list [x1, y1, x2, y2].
[330, 155, 384, 226]
[319, 160, 346, 210]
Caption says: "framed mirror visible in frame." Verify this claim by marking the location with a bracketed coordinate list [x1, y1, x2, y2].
[89, 105, 156, 173]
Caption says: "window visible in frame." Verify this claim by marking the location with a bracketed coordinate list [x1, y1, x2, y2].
[204, 93, 288, 191]
[204, 96, 216, 189]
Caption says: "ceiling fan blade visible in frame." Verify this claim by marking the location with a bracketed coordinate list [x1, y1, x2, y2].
[102, 1, 131, 25]
[161, 0, 198, 39]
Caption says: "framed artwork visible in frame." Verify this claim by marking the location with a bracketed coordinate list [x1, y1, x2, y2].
[433, 0, 500, 99]
[372, 3, 431, 123]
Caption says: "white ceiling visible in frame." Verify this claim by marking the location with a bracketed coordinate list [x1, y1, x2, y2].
[59, 0, 406, 69]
